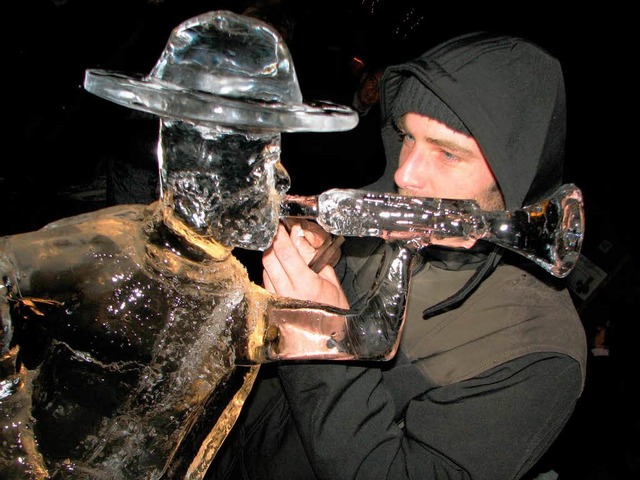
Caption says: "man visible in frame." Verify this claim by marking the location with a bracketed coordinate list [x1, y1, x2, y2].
[210, 32, 587, 479]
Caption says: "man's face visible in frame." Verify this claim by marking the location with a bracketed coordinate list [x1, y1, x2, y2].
[394, 112, 505, 211]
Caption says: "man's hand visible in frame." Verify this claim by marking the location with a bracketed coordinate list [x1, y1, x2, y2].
[262, 221, 349, 309]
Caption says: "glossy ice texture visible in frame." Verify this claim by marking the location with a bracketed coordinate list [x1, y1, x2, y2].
[0, 204, 413, 478]
[159, 120, 289, 251]
[84, 11, 358, 132]
[0, 205, 266, 478]
[283, 184, 585, 278]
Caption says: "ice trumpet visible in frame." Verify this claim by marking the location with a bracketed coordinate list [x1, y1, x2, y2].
[282, 183, 584, 278]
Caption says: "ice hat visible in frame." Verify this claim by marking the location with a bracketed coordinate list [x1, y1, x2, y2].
[84, 10, 358, 132]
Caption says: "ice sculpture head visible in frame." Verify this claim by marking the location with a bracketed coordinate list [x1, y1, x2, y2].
[83, 10, 358, 250]
[158, 120, 290, 249]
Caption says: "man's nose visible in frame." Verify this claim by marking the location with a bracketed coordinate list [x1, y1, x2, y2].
[394, 154, 426, 191]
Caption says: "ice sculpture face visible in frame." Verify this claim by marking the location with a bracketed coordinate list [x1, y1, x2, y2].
[159, 120, 290, 250]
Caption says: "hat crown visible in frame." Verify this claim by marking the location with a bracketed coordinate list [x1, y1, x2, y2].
[84, 10, 357, 132]
[151, 11, 303, 104]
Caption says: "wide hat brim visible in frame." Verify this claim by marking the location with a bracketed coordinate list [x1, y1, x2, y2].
[84, 69, 359, 133]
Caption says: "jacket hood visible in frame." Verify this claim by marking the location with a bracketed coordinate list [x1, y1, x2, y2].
[370, 32, 566, 211]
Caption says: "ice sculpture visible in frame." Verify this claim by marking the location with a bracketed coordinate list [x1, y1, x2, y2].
[283, 184, 584, 279]
[0, 10, 361, 480]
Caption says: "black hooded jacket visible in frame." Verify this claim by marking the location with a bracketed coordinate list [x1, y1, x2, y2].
[372, 31, 566, 210]
[209, 33, 587, 480]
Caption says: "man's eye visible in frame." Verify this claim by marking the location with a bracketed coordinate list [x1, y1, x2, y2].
[441, 150, 460, 163]
[399, 132, 414, 144]
[393, 123, 412, 143]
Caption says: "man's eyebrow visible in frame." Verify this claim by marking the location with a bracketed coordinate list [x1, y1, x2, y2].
[398, 115, 474, 156]
[427, 136, 474, 156]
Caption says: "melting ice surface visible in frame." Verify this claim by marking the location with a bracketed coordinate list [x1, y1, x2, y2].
[283, 184, 585, 278]
[159, 120, 289, 251]
[0, 7, 358, 477]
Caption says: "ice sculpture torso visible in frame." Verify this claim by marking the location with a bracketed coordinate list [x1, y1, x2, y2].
[0, 203, 264, 478]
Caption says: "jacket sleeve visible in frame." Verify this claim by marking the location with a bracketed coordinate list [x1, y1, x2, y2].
[278, 352, 582, 480]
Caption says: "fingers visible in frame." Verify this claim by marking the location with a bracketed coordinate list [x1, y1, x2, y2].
[262, 222, 349, 308]
[281, 219, 341, 272]
[281, 218, 331, 250]
[289, 223, 320, 265]
[263, 223, 316, 296]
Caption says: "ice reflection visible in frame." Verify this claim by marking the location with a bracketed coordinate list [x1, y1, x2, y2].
[283, 183, 585, 278]
[159, 121, 287, 250]
[0, 10, 361, 480]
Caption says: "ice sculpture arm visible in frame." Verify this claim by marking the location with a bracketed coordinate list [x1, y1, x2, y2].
[248, 184, 583, 363]
[282, 183, 584, 278]
[246, 241, 415, 362]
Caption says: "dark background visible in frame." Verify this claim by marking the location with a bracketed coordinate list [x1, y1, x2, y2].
[4, 1, 637, 478]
